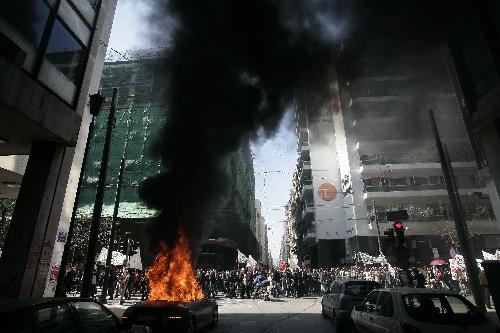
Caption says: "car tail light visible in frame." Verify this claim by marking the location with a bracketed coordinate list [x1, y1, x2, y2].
[400, 323, 422, 333]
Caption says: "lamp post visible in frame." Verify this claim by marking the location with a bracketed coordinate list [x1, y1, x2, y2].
[100, 109, 131, 303]
[429, 109, 485, 312]
[55, 92, 105, 296]
[81, 88, 118, 298]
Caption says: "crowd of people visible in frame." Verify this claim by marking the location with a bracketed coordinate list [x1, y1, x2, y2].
[59, 262, 486, 306]
[195, 264, 474, 301]
[62, 266, 148, 300]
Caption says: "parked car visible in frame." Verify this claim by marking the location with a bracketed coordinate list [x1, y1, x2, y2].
[351, 287, 500, 333]
[122, 298, 218, 333]
[322, 279, 381, 332]
[0, 297, 150, 333]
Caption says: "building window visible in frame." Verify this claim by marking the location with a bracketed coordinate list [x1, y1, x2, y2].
[412, 177, 428, 186]
[0, 0, 51, 48]
[45, 18, 85, 84]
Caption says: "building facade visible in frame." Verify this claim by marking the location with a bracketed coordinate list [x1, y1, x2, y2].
[286, 5, 500, 268]
[0, 0, 118, 298]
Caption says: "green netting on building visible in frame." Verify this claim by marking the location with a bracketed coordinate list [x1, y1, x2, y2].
[76, 58, 256, 237]
[76, 105, 165, 218]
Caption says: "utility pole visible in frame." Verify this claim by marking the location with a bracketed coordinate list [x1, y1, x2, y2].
[56, 92, 105, 297]
[100, 110, 131, 303]
[81, 88, 118, 298]
[429, 109, 485, 312]
[372, 200, 383, 256]
[120, 232, 131, 305]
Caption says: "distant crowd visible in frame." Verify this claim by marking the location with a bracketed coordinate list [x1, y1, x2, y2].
[195, 264, 473, 301]
[59, 263, 478, 303]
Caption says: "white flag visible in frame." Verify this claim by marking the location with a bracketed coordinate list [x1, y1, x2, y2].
[237, 249, 248, 263]
[247, 255, 257, 268]
[482, 250, 496, 260]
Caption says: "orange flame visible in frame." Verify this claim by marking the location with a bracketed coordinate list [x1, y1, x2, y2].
[146, 228, 204, 301]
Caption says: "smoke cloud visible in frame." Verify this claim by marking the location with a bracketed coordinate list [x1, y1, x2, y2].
[138, 0, 470, 258]
[138, 0, 340, 257]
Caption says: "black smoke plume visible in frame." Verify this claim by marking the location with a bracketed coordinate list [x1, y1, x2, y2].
[138, 0, 340, 257]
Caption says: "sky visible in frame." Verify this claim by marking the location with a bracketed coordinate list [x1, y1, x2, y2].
[107, 0, 297, 263]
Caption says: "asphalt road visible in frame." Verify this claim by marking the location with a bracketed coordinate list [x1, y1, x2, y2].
[106, 294, 335, 333]
[212, 295, 334, 333]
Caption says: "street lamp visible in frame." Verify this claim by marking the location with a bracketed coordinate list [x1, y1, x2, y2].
[81, 88, 118, 298]
[55, 91, 105, 296]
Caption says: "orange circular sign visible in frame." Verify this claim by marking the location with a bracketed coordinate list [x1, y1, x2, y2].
[318, 183, 337, 201]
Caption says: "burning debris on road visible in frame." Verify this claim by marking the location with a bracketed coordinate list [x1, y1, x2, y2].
[147, 227, 204, 302]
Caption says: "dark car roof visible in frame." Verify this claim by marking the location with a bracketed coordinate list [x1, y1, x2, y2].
[131, 300, 190, 308]
[128, 299, 216, 310]
[376, 287, 462, 295]
[0, 297, 95, 312]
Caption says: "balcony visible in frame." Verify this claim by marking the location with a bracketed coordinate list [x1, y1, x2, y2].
[297, 128, 309, 146]
[300, 145, 310, 161]
[301, 203, 315, 222]
[300, 161, 312, 182]
[360, 161, 477, 178]
[363, 188, 487, 204]
[300, 183, 314, 202]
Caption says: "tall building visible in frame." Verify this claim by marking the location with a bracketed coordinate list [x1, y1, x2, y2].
[0, 0, 118, 298]
[208, 140, 259, 264]
[254, 199, 270, 264]
[287, 4, 500, 268]
[443, 1, 500, 223]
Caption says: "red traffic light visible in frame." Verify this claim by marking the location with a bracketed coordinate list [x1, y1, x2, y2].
[394, 221, 404, 230]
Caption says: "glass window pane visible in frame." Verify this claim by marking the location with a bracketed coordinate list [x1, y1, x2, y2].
[33, 303, 78, 333]
[73, 301, 118, 333]
[45, 18, 85, 84]
[363, 291, 380, 313]
[59, 0, 91, 45]
[0, 0, 50, 47]
[377, 292, 394, 317]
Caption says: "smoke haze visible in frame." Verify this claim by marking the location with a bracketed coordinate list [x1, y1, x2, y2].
[138, 0, 338, 257]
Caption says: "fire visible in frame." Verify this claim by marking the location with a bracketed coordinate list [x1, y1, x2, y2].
[146, 228, 204, 301]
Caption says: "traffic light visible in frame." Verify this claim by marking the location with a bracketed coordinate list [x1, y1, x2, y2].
[393, 220, 405, 245]
[384, 227, 395, 244]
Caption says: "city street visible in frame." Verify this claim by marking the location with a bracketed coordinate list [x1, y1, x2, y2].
[213, 296, 332, 333]
[107, 294, 334, 333]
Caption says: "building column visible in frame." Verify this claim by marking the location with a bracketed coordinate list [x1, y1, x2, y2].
[479, 122, 500, 223]
[0, 142, 73, 298]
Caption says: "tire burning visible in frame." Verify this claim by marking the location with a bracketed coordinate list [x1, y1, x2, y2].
[146, 227, 204, 301]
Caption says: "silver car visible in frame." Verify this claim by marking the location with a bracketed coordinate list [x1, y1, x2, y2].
[322, 279, 381, 332]
[351, 287, 499, 333]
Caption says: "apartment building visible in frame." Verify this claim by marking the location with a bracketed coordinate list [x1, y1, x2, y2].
[0, 0, 117, 298]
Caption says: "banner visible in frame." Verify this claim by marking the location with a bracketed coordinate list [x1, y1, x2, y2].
[355, 252, 387, 265]
[246, 255, 257, 268]
[129, 248, 143, 270]
[483, 250, 496, 260]
[237, 249, 248, 263]
[96, 248, 126, 266]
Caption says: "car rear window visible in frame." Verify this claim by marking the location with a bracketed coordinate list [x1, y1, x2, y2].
[402, 294, 485, 325]
[344, 282, 380, 297]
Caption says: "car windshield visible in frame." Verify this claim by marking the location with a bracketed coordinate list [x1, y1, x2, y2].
[344, 282, 379, 297]
[402, 294, 485, 325]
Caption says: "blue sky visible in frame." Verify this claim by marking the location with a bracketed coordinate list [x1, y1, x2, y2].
[108, 0, 297, 262]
